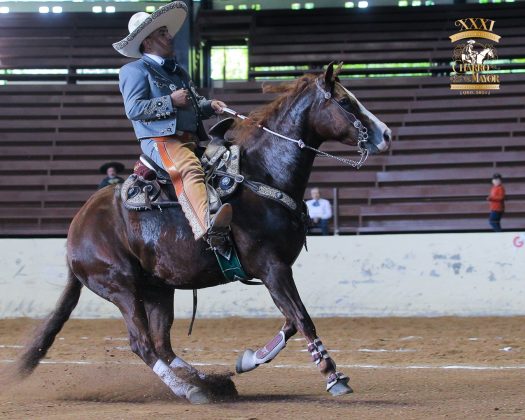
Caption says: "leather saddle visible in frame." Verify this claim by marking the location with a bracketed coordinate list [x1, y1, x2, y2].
[120, 118, 241, 212]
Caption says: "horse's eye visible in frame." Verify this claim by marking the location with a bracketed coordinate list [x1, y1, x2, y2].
[338, 98, 351, 111]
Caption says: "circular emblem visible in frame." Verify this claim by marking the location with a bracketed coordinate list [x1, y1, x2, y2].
[219, 176, 234, 190]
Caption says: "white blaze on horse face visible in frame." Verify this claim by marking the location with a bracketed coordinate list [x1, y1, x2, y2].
[340, 84, 390, 152]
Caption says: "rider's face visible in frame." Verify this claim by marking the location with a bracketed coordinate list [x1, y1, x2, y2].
[142, 27, 173, 58]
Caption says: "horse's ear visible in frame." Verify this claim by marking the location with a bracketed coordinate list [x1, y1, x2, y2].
[324, 62, 335, 91]
[334, 61, 343, 81]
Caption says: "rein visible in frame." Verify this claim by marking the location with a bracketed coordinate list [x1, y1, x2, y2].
[221, 78, 369, 169]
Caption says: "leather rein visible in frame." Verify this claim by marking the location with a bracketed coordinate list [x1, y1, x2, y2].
[222, 77, 369, 169]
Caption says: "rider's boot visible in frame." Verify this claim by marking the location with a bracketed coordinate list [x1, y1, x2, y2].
[153, 136, 232, 241]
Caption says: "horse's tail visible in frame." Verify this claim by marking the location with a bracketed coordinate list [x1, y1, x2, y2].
[14, 267, 83, 378]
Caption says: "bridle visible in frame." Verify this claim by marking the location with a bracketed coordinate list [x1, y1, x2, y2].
[315, 77, 369, 151]
[222, 76, 370, 169]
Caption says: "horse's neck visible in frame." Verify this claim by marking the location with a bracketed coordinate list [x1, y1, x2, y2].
[239, 96, 318, 201]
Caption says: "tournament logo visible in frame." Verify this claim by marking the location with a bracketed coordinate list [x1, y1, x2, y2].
[449, 18, 501, 95]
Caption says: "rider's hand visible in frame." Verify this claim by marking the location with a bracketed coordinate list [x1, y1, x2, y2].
[170, 89, 190, 108]
[211, 100, 227, 114]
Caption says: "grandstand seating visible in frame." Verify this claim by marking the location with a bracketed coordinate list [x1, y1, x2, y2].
[0, 12, 130, 83]
[0, 3, 524, 236]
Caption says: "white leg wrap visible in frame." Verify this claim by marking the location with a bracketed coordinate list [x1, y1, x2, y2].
[169, 356, 193, 371]
[236, 331, 286, 373]
[153, 359, 191, 398]
[170, 356, 205, 379]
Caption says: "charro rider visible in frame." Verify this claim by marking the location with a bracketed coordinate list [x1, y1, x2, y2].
[463, 39, 476, 64]
[113, 1, 231, 240]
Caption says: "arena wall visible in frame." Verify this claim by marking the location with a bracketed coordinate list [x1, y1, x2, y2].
[0, 233, 523, 319]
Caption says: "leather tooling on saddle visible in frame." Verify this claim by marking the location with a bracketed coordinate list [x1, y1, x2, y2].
[121, 118, 299, 215]
[120, 118, 243, 213]
[120, 173, 179, 211]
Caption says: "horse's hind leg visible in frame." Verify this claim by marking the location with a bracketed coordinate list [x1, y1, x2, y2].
[143, 286, 199, 374]
[111, 285, 209, 404]
[143, 285, 238, 398]
[240, 263, 352, 396]
[236, 318, 296, 373]
[143, 285, 177, 363]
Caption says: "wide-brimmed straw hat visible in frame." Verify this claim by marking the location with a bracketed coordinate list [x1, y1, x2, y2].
[112, 1, 187, 59]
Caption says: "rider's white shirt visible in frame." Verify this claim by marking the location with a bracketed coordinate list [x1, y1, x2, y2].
[143, 53, 165, 66]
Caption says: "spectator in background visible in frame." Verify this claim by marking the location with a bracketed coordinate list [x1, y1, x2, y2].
[487, 173, 505, 232]
[98, 162, 125, 190]
[306, 187, 333, 235]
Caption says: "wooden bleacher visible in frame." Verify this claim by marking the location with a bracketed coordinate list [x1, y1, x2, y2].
[1, 4, 524, 236]
[0, 83, 138, 235]
[198, 3, 525, 79]
[0, 12, 131, 83]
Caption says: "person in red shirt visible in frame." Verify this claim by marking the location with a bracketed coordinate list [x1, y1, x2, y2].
[487, 173, 505, 232]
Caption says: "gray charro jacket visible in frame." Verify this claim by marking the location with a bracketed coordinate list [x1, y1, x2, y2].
[119, 55, 215, 141]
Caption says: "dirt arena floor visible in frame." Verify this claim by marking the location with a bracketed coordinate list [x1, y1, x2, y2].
[0, 317, 524, 419]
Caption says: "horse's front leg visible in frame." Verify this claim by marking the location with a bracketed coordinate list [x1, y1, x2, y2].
[238, 263, 352, 396]
[236, 318, 296, 373]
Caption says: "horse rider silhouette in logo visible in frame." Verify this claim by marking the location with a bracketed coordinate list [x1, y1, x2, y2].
[461, 39, 495, 65]
[463, 39, 477, 64]
[113, 1, 232, 241]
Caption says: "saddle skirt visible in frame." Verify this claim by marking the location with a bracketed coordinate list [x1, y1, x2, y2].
[120, 118, 242, 212]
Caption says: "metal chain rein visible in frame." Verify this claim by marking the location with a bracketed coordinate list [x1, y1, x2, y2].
[221, 107, 368, 169]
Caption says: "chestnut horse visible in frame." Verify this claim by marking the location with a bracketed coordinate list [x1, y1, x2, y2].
[14, 63, 391, 404]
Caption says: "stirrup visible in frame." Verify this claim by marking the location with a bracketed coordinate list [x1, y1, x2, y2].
[208, 203, 232, 232]
[206, 204, 233, 259]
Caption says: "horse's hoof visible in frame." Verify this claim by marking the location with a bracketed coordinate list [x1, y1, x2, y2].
[186, 386, 210, 404]
[328, 379, 354, 397]
[235, 349, 256, 374]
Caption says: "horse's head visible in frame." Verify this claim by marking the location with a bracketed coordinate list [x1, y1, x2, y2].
[309, 62, 391, 155]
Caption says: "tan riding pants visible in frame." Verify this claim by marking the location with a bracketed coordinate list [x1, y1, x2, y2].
[153, 136, 208, 239]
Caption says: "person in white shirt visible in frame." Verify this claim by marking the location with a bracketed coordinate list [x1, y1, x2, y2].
[305, 187, 333, 235]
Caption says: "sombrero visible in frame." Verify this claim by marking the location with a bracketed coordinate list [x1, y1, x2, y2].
[112, 1, 187, 59]
[99, 161, 125, 174]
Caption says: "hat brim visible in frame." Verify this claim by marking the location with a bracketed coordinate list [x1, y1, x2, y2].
[100, 162, 125, 174]
[113, 1, 188, 59]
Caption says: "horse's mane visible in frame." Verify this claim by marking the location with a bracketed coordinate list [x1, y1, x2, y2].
[232, 72, 349, 142]
[233, 74, 318, 140]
